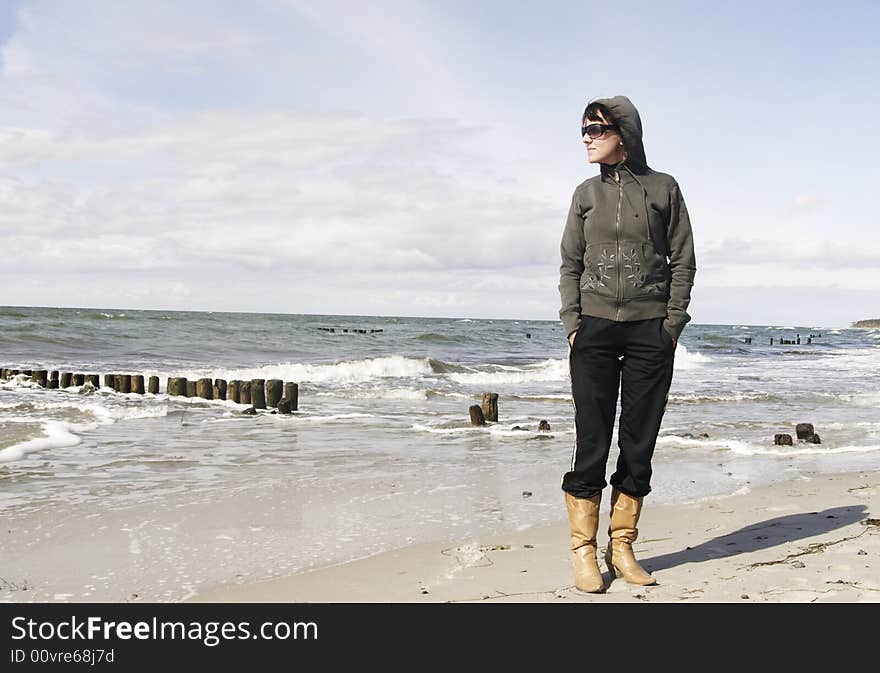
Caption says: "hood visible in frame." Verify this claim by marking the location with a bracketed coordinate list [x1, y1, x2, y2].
[588, 95, 649, 174]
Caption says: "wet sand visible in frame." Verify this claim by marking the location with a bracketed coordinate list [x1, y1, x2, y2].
[190, 470, 880, 603]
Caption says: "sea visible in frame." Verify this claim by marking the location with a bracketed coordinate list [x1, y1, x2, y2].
[1, 306, 879, 602]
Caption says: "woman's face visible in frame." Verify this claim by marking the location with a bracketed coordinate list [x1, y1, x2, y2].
[583, 109, 626, 165]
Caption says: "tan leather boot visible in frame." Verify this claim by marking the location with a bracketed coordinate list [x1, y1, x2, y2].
[604, 488, 657, 586]
[564, 492, 605, 593]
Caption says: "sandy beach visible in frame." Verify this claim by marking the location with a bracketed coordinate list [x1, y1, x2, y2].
[190, 469, 880, 603]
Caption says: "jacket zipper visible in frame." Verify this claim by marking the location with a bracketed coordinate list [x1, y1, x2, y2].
[614, 170, 622, 320]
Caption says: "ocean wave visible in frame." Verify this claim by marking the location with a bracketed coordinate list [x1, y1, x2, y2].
[316, 388, 429, 401]
[668, 391, 786, 404]
[448, 359, 568, 386]
[159, 355, 437, 386]
[0, 421, 82, 462]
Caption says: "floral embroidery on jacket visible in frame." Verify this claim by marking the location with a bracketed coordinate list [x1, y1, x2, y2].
[584, 248, 615, 289]
[622, 247, 646, 288]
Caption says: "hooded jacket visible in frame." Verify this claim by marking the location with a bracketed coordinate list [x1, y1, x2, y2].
[558, 95, 696, 342]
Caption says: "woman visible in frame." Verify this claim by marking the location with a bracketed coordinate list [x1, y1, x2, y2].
[558, 95, 696, 593]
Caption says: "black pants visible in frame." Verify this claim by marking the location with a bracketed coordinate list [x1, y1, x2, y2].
[562, 315, 675, 499]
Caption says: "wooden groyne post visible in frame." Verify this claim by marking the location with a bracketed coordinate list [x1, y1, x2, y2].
[481, 392, 498, 422]
[2, 366, 303, 412]
[266, 379, 283, 408]
[285, 382, 299, 411]
[250, 379, 267, 409]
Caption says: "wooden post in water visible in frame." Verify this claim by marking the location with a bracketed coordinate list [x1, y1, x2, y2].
[284, 382, 299, 411]
[469, 405, 486, 426]
[60, 372, 72, 388]
[197, 378, 213, 400]
[49, 371, 58, 384]
[227, 380, 241, 404]
[250, 379, 267, 409]
[186, 381, 197, 397]
[481, 392, 498, 422]
[266, 379, 283, 408]
[213, 379, 227, 401]
[277, 399, 292, 414]
[167, 377, 187, 396]
[115, 375, 131, 394]
[104, 374, 116, 390]
[32, 370, 48, 387]
[239, 381, 251, 405]
[131, 375, 145, 395]
[148, 376, 159, 394]
[72, 373, 84, 386]
[86, 374, 100, 387]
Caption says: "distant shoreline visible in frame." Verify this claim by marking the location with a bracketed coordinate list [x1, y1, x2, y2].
[852, 319, 880, 328]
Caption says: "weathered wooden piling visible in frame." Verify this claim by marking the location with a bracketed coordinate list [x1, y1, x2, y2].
[774, 433, 793, 446]
[277, 399, 292, 414]
[131, 375, 145, 394]
[86, 374, 100, 387]
[795, 423, 814, 440]
[538, 420, 551, 432]
[213, 379, 227, 401]
[103, 374, 115, 389]
[23, 369, 32, 377]
[250, 379, 266, 409]
[50, 370, 59, 382]
[60, 372, 72, 388]
[32, 370, 48, 387]
[266, 379, 283, 408]
[481, 392, 498, 422]
[239, 381, 251, 405]
[48, 379, 59, 389]
[469, 404, 486, 426]
[186, 381, 197, 397]
[196, 378, 213, 400]
[148, 376, 159, 394]
[284, 382, 299, 411]
[73, 373, 85, 386]
[114, 374, 131, 394]
[167, 377, 187, 396]
[227, 380, 241, 404]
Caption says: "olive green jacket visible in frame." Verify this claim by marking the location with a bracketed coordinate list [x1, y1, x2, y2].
[558, 95, 696, 341]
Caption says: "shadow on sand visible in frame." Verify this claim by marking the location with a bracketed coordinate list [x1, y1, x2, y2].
[641, 504, 870, 575]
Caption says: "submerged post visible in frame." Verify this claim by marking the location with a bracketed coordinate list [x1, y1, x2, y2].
[196, 378, 213, 400]
[284, 382, 299, 411]
[469, 405, 486, 426]
[250, 379, 267, 410]
[213, 379, 227, 401]
[266, 379, 283, 408]
[239, 381, 251, 405]
[481, 392, 498, 422]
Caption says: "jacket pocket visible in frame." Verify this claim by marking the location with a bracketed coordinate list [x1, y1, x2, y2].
[620, 241, 669, 300]
[580, 242, 617, 297]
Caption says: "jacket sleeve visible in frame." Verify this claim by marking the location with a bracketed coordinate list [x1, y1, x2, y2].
[558, 190, 586, 338]
[663, 181, 697, 341]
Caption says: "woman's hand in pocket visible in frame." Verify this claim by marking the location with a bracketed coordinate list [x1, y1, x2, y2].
[568, 329, 578, 348]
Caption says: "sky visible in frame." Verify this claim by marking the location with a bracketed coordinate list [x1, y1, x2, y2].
[0, 0, 878, 327]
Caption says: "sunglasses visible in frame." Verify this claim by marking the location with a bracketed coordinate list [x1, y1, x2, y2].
[581, 122, 618, 140]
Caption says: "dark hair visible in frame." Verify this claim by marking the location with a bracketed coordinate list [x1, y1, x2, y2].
[582, 101, 614, 125]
